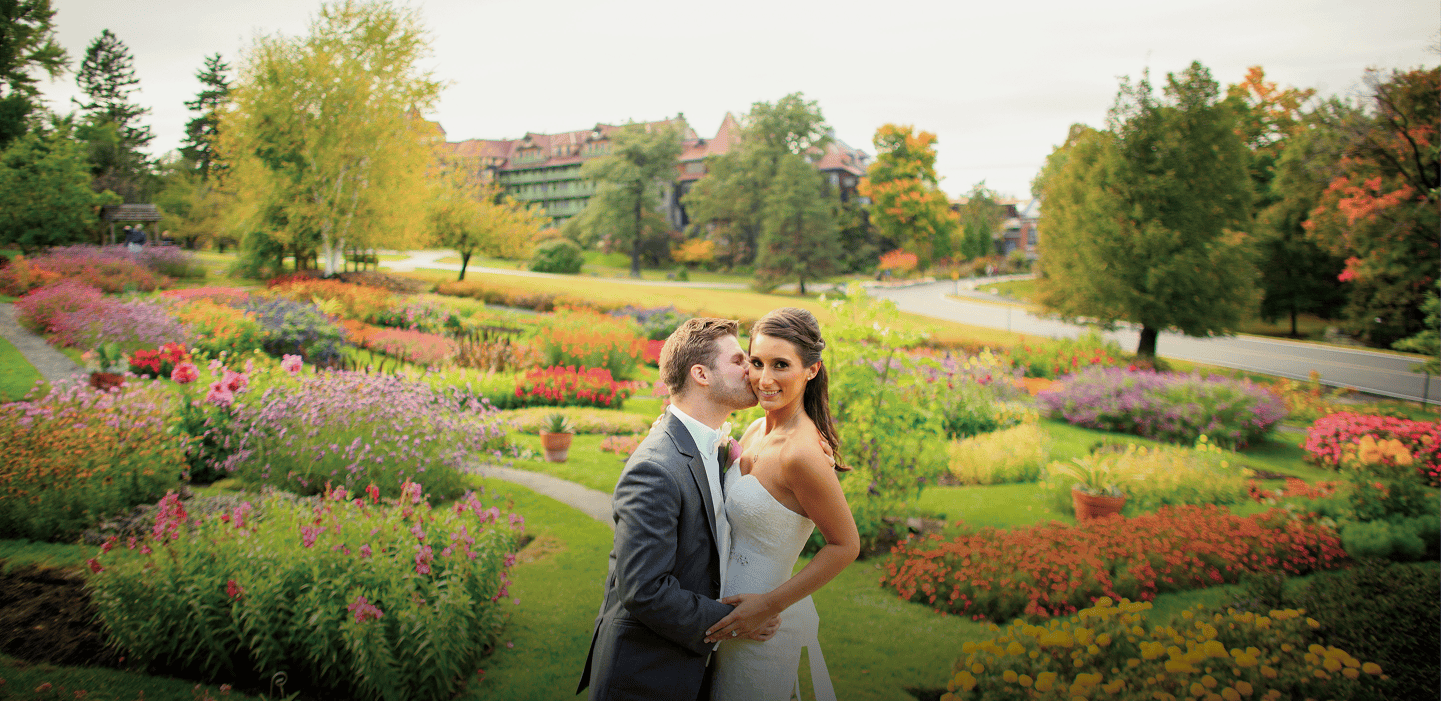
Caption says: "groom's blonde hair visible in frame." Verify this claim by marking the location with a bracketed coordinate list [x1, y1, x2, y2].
[659, 318, 739, 398]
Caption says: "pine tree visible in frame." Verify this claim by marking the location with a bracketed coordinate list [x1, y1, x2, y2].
[0, 0, 67, 147]
[756, 153, 839, 294]
[180, 53, 230, 180]
[75, 29, 151, 149]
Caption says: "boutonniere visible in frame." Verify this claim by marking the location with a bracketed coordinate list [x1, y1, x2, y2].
[719, 437, 743, 467]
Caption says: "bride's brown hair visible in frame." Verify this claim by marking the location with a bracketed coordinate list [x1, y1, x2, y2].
[750, 308, 847, 471]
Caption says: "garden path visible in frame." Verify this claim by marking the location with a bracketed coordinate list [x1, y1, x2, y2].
[0, 303, 83, 385]
[468, 463, 615, 529]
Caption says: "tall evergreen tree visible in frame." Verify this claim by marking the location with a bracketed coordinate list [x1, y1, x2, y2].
[75, 29, 151, 149]
[180, 53, 230, 180]
[756, 153, 839, 293]
[0, 0, 67, 147]
[955, 182, 1004, 260]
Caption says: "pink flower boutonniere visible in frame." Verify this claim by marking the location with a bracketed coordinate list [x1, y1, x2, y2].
[720, 438, 742, 468]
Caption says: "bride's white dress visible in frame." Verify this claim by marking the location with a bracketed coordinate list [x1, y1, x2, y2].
[711, 467, 835, 701]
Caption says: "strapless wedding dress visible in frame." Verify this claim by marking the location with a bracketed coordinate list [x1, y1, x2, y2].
[711, 469, 835, 701]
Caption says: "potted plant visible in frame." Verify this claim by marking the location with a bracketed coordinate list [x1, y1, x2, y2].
[1050, 455, 1127, 520]
[539, 412, 576, 463]
[83, 342, 128, 391]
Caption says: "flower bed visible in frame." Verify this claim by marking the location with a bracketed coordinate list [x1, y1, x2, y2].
[0, 255, 61, 295]
[51, 297, 193, 352]
[1003, 332, 1125, 380]
[1044, 439, 1253, 516]
[1038, 368, 1287, 448]
[532, 308, 645, 380]
[160, 286, 253, 306]
[513, 365, 631, 409]
[265, 275, 394, 321]
[171, 298, 268, 357]
[941, 597, 1386, 701]
[361, 327, 457, 367]
[497, 406, 652, 435]
[946, 424, 1049, 485]
[880, 505, 1346, 623]
[219, 371, 508, 500]
[1303, 412, 1441, 486]
[13, 245, 171, 292]
[87, 484, 522, 701]
[435, 278, 602, 313]
[242, 296, 350, 364]
[13, 280, 111, 334]
[0, 378, 185, 541]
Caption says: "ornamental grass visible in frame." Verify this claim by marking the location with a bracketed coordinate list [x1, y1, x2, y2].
[1038, 368, 1287, 449]
[219, 370, 509, 501]
[940, 597, 1386, 701]
[881, 505, 1347, 623]
[87, 483, 523, 701]
[0, 378, 184, 541]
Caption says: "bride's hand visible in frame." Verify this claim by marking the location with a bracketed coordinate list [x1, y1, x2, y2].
[704, 593, 779, 643]
[746, 615, 782, 642]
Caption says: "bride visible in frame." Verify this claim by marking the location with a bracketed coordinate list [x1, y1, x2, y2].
[704, 307, 860, 700]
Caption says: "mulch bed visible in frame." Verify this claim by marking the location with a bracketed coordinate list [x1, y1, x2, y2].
[0, 563, 120, 669]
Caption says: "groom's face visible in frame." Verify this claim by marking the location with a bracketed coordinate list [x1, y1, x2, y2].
[708, 334, 758, 411]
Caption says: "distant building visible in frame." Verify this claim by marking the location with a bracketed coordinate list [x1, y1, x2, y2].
[948, 196, 1042, 258]
[440, 113, 870, 228]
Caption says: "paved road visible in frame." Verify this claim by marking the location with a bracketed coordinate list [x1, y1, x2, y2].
[871, 281, 1439, 404]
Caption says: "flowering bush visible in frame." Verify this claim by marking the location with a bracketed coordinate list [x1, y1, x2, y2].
[0, 254, 62, 295]
[1043, 438, 1254, 516]
[51, 297, 193, 352]
[0, 378, 184, 541]
[13, 279, 111, 334]
[242, 296, 350, 364]
[87, 483, 522, 701]
[360, 327, 457, 367]
[513, 365, 632, 409]
[128, 342, 191, 378]
[600, 434, 643, 458]
[14, 245, 170, 292]
[171, 298, 268, 357]
[533, 308, 645, 380]
[121, 244, 206, 279]
[1303, 412, 1440, 485]
[940, 597, 1385, 701]
[220, 371, 509, 500]
[265, 275, 395, 321]
[160, 286, 252, 306]
[1038, 368, 1287, 449]
[881, 505, 1346, 623]
[1003, 332, 1126, 380]
[499, 406, 652, 434]
[947, 424, 1049, 485]
[878, 248, 919, 276]
[924, 350, 1031, 439]
[367, 297, 460, 334]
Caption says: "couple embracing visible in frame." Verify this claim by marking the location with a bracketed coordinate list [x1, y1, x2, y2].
[577, 308, 860, 700]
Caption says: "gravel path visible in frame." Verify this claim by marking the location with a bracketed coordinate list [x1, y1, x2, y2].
[0, 303, 84, 386]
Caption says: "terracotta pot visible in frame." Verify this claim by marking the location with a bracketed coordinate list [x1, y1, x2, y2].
[1072, 488, 1125, 521]
[540, 431, 574, 463]
[89, 372, 126, 391]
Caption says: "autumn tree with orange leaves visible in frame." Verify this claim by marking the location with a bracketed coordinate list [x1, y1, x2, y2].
[1298, 67, 1439, 347]
[858, 124, 959, 269]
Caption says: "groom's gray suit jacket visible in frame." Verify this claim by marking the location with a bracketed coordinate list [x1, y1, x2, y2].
[577, 411, 733, 700]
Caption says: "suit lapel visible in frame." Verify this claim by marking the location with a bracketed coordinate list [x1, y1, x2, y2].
[664, 413, 721, 548]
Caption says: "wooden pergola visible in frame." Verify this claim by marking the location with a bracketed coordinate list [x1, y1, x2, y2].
[100, 204, 163, 245]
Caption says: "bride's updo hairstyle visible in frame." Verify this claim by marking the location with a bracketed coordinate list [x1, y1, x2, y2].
[750, 308, 847, 471]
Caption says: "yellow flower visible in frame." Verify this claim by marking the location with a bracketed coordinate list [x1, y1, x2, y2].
[1234, 681, 1253, 696]
[1003, 670, 1018, 683]
[1342, 668, 1360, 679]
[1018, 674, 1034, 688]
[1260, 666, 1278, 679]
[1036, 671, 1057, 692]
[1307, 644, 1325, 655]
[1007, 641, 1026, 656]
[1201, 675, 1218, 688]
[1362, 662, 1382, 675]
[972, 663, 985, 674]
[1222, 689, 1241, 701]
[953, 670, 977, 691]
[1096, 633, 1112, 647]
[1190, 682, 1206, 697]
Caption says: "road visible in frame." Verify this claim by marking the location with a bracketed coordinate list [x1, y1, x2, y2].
[870, 280, 1438, 405]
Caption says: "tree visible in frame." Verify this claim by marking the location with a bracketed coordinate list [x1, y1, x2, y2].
[180, 53, 230, 181]
[153, 153, 231, 249]
[0, 0, 66, 147]
[682, 93, 831, 266]
[955, 182, 1004, 260]
[858, 124, 958, 268]
[74, 29, 153, 202]
[429, 165, 547, 280]
[569, 121, 682, 277]
[755, 153, 839, 293]
[0, 120, 118, 253]
[220, 0, 442, 276]
[1392, 281, 1439, 374]
[1303, 67, 1439, 347]
[1034, 62, 1257, 358]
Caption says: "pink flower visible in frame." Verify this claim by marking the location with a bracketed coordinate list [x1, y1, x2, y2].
[415, 544, 433, 575]
[222, 369, 248, 393]
[401, 480, 423, 504]
[359, 544, 373, 558]
[301, 525, 321, 548]
[409, 522, 426, 542]
[366, 483, 380, 504]
[86, 557, 103, 573]
[171, 361, 200, 384]
[281, 354, 303, 373]
[226, 579, 244, 600]
[205, 380, 234, 406]
[347, 595, 384, 623]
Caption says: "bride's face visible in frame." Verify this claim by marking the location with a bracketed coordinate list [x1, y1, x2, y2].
[748, 333, 818, 412]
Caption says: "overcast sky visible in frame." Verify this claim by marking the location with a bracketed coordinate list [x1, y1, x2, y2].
[36, 0, 1439, 200]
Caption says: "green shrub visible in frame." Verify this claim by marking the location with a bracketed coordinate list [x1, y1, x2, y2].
[1285, 560, 1441, 701]
[1340, 520, 1426, 561]
[0, 379, 184, 541]
[87, 485, 522, 701]
[941, 598, 1388, 700]
[947, 424, 1049, 485]
[528, 239, 584, 274]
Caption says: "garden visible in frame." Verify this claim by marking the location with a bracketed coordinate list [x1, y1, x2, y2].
[0, 245, 1437, 700]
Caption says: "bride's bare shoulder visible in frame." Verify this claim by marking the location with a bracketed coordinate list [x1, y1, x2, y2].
[780, 418, 830, 477]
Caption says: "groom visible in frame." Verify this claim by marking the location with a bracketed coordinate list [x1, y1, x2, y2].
[577, 317, 767, 700]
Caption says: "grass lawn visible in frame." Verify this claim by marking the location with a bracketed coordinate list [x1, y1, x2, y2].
[0, 335, 46, 402]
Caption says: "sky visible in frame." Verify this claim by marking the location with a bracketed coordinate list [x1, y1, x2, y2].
[36, 0, 1439, 201]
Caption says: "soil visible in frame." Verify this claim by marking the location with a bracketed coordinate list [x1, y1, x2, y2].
[0, 563, 121, 669]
